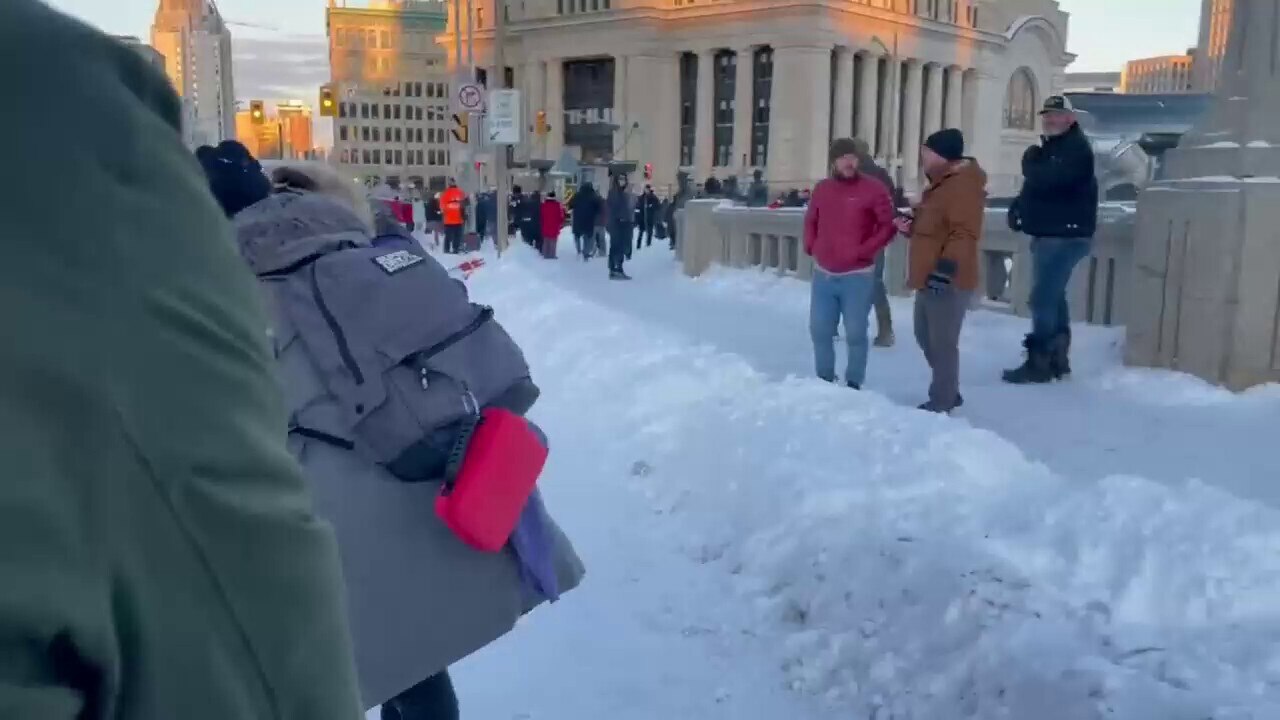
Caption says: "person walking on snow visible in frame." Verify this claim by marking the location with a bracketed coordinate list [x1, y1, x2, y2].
[803, 138, 897, 389]
[635, 185, 662, 248]
[569, 181, 601, 259]
[1003, 95, 1099, 384]
[440, 179, 467, 254]
[894, 129, 987, 413]
[606, 171, 637, 280]
[540, 191, 565, 258]
[0, 5, 365, 717]
[746, 168, 770, 207]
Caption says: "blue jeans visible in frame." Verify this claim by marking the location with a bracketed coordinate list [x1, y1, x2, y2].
[810, 269, 876, 386]
[1029, 236, 1091, 342]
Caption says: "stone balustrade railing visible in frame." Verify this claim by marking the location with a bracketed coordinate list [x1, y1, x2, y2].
[675, 199, 1138, 327]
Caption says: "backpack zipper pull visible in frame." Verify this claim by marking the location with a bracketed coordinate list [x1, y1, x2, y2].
[420, 367, 430, 390]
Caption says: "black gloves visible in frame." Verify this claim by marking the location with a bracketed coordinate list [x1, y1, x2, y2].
[1007, 198, 1023, 233]
[926, 258, 958, 294]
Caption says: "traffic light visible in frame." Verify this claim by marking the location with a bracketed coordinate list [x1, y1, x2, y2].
[451, 113, 469, 143]
[319, 84, 336, 117]
[644, 162, 653, 180]
[249, 100, 265, 124]
[535, 110, 549, 136]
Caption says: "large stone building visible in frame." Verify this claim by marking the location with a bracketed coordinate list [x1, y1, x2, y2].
[1122, 53, 1196, 95]
[448, 0, 1073, 197]
[1193, 0, 1231, 92]
[277, 101, 317, 159]
[236, 102, 319, 160]
[151, 0, 236, 148]
[327, 0, 456, 192]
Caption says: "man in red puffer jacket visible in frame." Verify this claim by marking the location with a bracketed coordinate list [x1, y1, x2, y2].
[803, 137, 897, 389]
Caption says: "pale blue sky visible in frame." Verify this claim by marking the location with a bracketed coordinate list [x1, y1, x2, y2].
[44, 0, 1203, 100]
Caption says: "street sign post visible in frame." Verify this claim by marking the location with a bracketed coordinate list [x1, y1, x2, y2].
[487, 89, 522, 145]
[455, 82, 485, 113]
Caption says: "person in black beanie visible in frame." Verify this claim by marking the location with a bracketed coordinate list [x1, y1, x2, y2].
[893, 127, 986, 413]
[196, 140, 271, 218]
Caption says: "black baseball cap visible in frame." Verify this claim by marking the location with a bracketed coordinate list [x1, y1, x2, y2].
[1039, 95, 1075, 114]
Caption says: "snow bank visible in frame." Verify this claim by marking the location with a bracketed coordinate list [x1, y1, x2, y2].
[469, 247, 1280, 720]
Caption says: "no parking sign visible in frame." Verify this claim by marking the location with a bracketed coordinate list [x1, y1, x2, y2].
[455, 82, 486, 113]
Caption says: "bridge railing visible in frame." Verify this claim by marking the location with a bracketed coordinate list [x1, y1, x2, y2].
[675, 200, 1137, 327]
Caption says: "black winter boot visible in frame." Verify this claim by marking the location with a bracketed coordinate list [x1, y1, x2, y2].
[1050, 331, 1071, 379]
[1002, 335, 1055, 384]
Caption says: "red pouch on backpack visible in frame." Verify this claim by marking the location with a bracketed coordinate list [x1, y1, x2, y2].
[435, 407, 548, 552]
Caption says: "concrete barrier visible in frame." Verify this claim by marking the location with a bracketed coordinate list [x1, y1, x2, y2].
[676, 200, 1137, 328]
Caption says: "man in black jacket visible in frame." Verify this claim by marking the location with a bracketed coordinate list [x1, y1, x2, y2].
[1003, 95, 1098, 384]
[606, 172, 636, 280]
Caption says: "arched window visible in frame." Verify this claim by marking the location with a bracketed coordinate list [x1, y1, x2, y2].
[1003, 68, 1037, 130]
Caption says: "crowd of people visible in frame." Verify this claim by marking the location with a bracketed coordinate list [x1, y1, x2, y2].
[1, 3, 1099, 718]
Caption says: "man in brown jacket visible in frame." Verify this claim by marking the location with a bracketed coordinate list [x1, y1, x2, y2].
[894, 129, 986, 413]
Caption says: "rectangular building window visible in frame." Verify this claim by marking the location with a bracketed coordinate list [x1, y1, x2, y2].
[713, 50, 736, 167]
[361, 103, 369, 119]
[363, 149, 372, 164]
[384, 104, 391, 118]
[362, 126, 370, 142]
[372, 104, 380, 119]
[679, 52, 697, 167]
[394, 105, 401, 120]
[339, 125, 349, 141]
[373, 149, 382, 164]
[751, 47, 773, 167]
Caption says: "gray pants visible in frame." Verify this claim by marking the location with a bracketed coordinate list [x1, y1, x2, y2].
[914, 288, 971, 409]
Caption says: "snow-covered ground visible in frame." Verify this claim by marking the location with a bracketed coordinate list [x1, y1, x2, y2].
[392, 232, 1280, 719]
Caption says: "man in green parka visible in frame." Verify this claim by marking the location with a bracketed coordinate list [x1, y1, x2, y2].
[0, 2, 363, 718]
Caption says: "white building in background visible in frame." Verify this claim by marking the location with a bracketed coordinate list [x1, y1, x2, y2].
[447, 0, 1073, 197]
[327, 0, 456, 194]
[151, 0, 236, 148]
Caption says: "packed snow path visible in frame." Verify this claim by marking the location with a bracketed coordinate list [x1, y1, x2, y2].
[400, 234, 1280, 719]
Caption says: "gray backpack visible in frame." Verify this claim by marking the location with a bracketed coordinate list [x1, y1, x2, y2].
[263, 243, 538, 481]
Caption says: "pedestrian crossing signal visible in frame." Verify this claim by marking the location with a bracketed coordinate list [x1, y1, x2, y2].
[319, 84, 336, 117]
[535, 110, 549, 136]
[451, 113, 469, 143]
[249, 100, 265, 124]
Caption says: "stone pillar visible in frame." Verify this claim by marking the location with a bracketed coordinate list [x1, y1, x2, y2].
[1127, 0, 1280, 389]
[832, 46, 854, 140]
[856, 52, 879, 150]
[545, 57, 564, 163]
[694, 48, 716, 181]
[877, 56, 895, 163]
[901, 60, 924, 193]
[923, 62, 944, 138]
[733, 45, 755, 170]
[944, 65, 963, 130]
[961, 69, 978, 139]
[626, 54, 680, 190]
[766, 45, 832, 189]
[612, 54, 629, 158]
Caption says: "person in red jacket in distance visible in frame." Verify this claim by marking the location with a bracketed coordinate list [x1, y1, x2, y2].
[803, 137, 898, 389]
[539, 191, 566, 258]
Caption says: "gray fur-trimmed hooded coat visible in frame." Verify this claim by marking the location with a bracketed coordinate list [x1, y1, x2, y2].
[232, 173, 584, 709]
